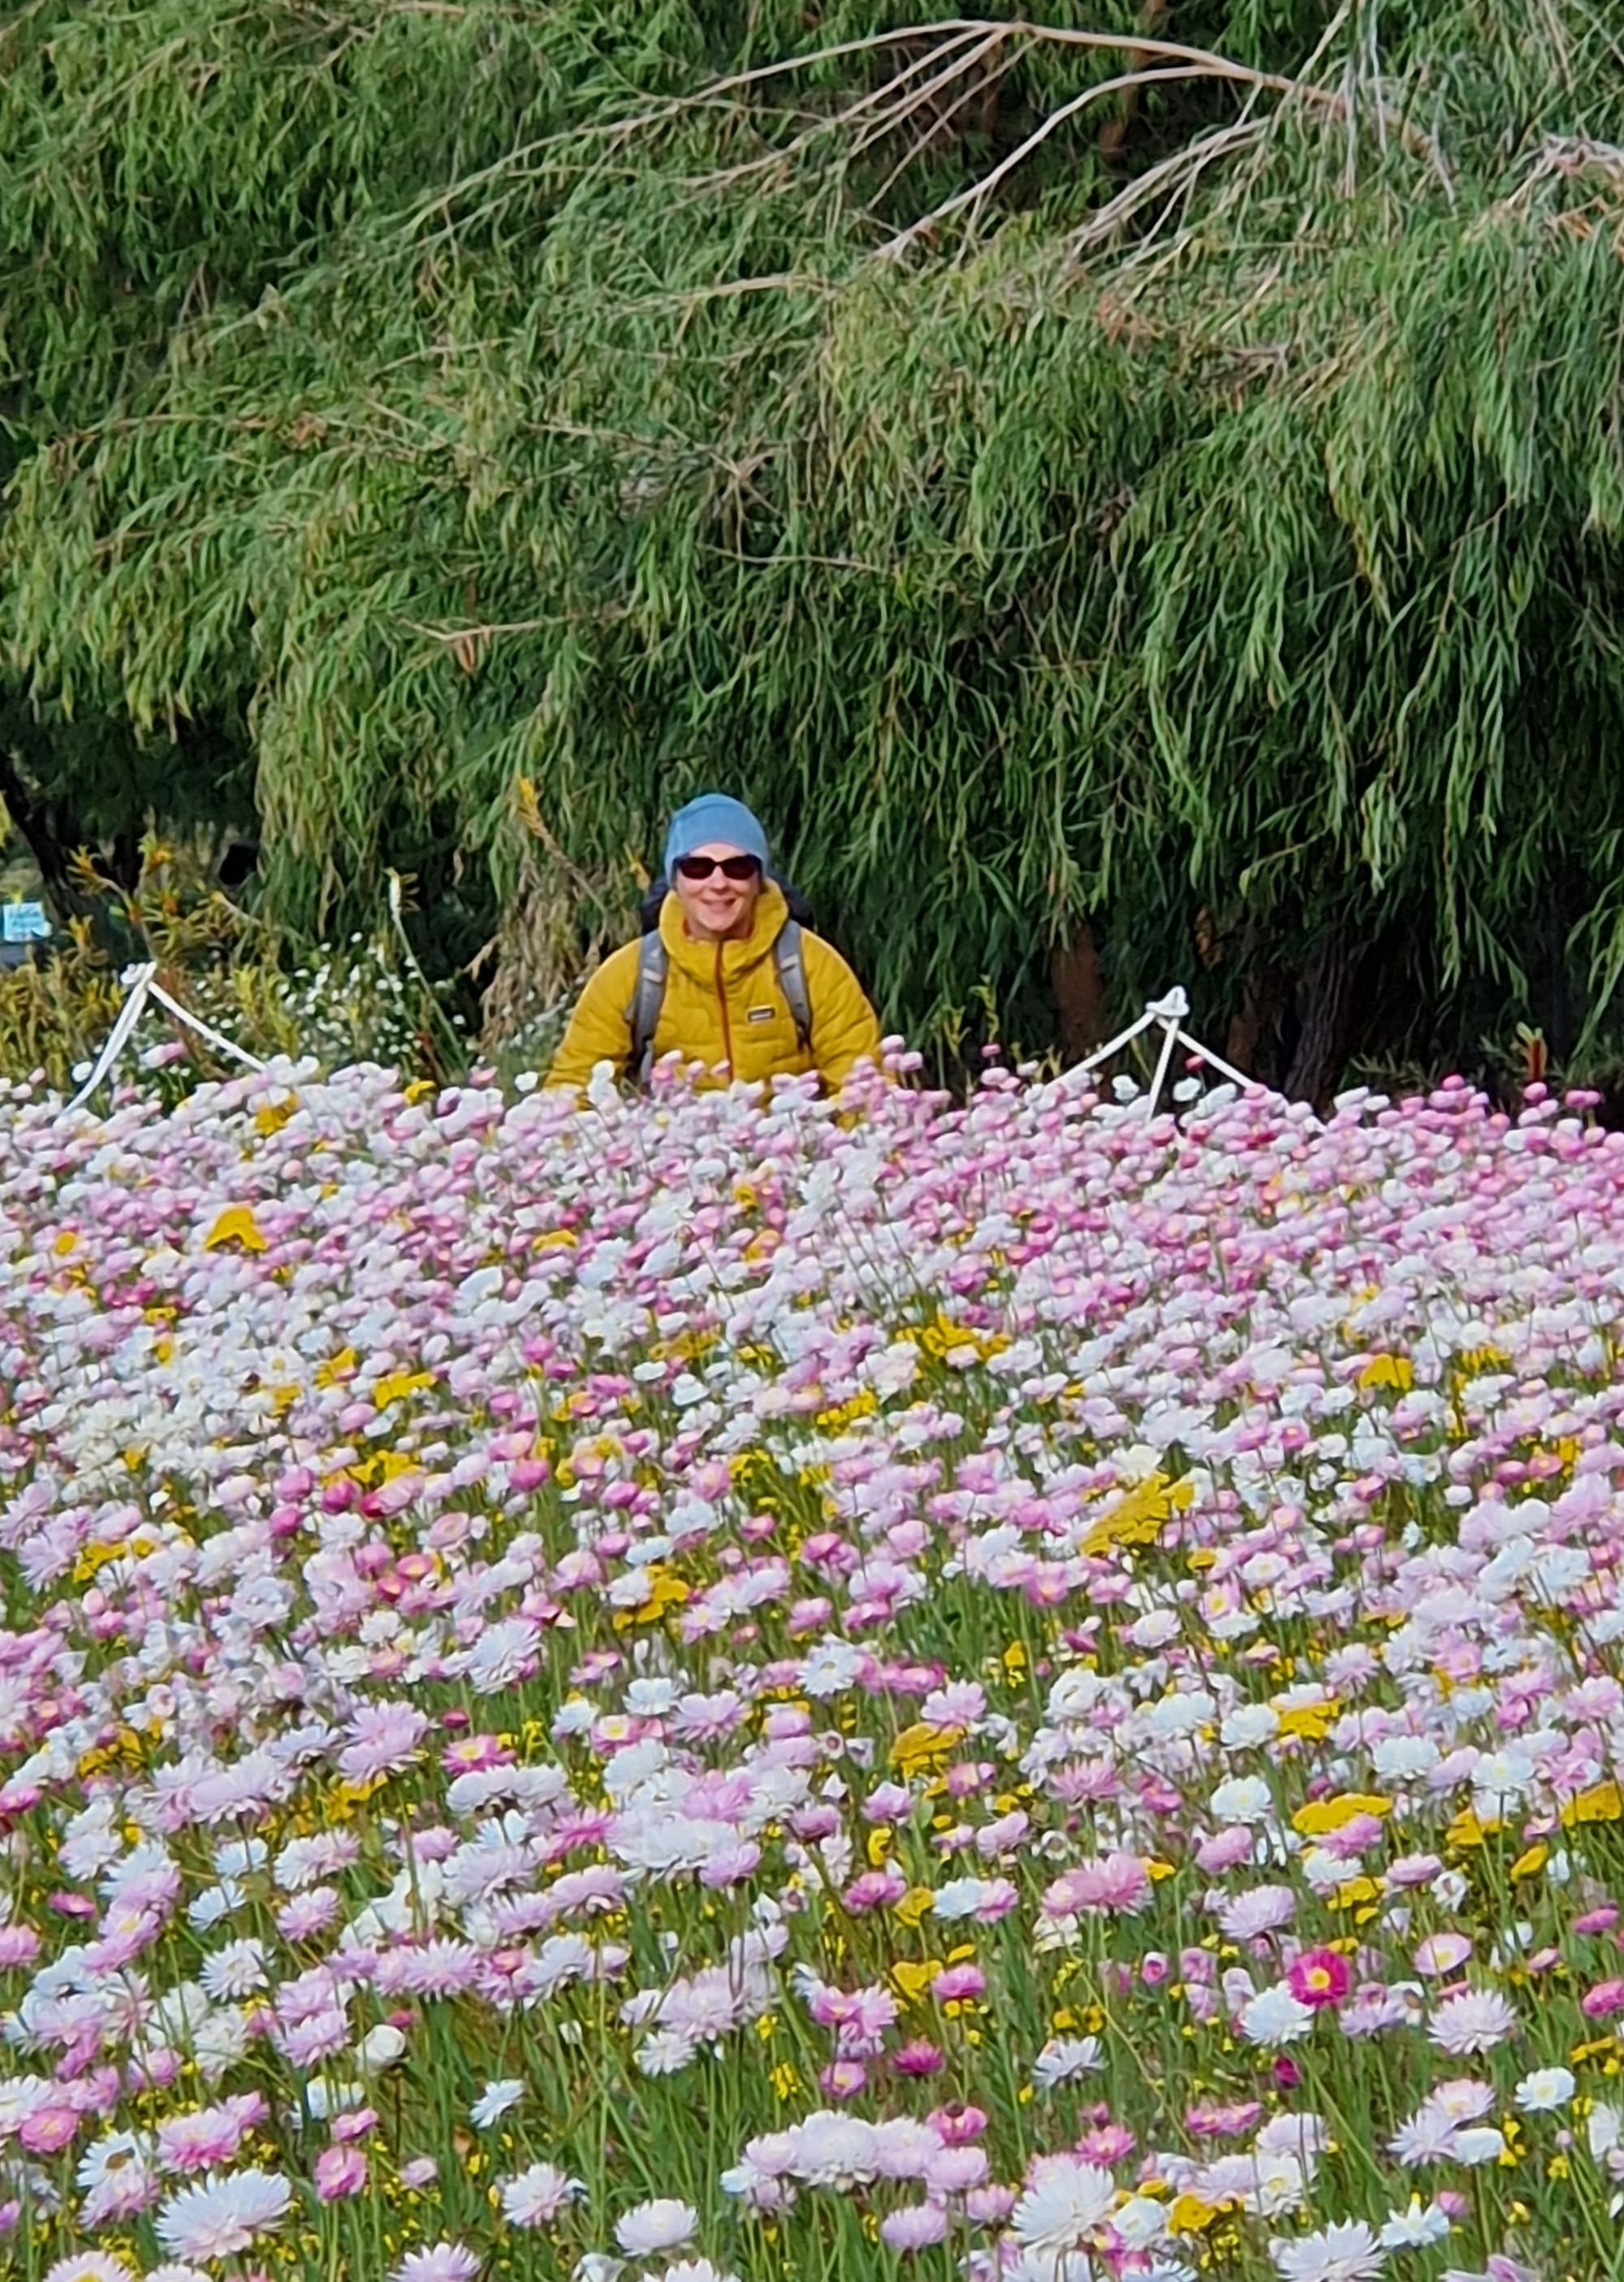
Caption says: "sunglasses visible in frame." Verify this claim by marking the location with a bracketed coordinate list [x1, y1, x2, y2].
[674, 854, 762, 883]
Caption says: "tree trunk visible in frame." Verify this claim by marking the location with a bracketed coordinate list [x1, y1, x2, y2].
[109, 828, 144, 892]
[1283, 924, 1361, 1108]
[0, 743, 110, 936]
[1050, 922, 1105, 1064]
[1226, 965, 1290, 1085]
[1531, 876, 1577, 1065]
[0, 745, 83, 892]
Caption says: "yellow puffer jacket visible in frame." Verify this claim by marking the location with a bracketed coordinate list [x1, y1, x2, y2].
[546, 884, 883, 1094]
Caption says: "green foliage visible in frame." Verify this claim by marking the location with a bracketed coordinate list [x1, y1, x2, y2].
[4, 0, 1624, 1083]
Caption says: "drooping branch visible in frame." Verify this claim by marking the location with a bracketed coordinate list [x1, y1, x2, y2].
[862, 19, 1448, 255]
[2, 0, 1618, 1084]
[879, 62, 1281, 257]
[402, 14, 1447, 252]
[689, 26, 1019, 197]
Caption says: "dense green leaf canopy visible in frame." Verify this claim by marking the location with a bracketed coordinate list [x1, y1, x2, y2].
[4, 2, 1624, 1084]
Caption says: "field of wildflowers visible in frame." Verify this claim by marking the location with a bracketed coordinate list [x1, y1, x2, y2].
[3, 1046, 1624, 2282]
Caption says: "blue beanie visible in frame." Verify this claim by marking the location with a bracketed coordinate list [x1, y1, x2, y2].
[663, 793, 771, 879]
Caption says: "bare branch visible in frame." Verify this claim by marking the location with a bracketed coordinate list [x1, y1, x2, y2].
[875, 20, 1449, 261]
[841, 28, 1023, 166]
[1066, 119, 1263, 261]
[401, 15, 1439, 244]
[686, 27, 1010, 196]
[879, 63, 1281, 259]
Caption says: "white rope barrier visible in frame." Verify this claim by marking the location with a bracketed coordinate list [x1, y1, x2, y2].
[147, 980, 268, 1072]
[59, 962, 266, 1119]
[59, 958, 1247, 1127]
[1068, 984, 1258, 1117]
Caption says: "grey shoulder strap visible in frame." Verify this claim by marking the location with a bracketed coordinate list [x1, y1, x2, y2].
[624, 932, 669, 1082]
[774, 919, 813, 1050]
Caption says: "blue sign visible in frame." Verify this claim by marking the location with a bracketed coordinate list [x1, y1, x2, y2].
[2, 902, 48, 943]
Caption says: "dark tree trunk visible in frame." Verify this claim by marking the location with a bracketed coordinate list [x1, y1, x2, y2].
[109, 829, 144, 892]
[1283, 923, 1362, 1108]
[1226, 965, 1291, 1087]
[1530, 875, 1578, 1066]
[0, 744, 107, 934]
[0, 745, 82, 890]
[1050, 922, 1105, 1064]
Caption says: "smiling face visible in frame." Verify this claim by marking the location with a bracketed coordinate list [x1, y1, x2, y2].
[672, 842, 763, 943]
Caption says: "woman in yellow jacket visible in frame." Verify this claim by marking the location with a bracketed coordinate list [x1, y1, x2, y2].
[546, 794, 882, 1094]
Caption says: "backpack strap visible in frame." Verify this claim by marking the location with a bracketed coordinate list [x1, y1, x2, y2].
[624, 931, 669, 1083]
[774, 919, 813, 1052]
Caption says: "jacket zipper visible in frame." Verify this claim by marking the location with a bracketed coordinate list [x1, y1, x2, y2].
[715, 944, 733, 1078]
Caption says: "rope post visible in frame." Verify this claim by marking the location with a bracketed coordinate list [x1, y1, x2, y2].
[1137, 988, 1190, 1118]
[1142, 1006, 1184, 1118]
[60, 963, 159, 1117]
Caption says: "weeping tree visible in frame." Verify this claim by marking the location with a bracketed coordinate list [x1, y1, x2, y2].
[4, 0, 1624, 1096]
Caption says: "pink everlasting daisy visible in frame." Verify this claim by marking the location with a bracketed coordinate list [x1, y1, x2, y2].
[1269, 2217, 1385, 2280]
[1427, 1990, 1518, 2055]
[1043, 1853, 1151, 1914]
[154, 2168, 292, 2261]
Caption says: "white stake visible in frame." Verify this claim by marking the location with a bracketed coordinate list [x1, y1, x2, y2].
[60, 963, 158, 1117]
[1173, 1029, 1255, 1091]
[1143, 1014, 1182, 1119]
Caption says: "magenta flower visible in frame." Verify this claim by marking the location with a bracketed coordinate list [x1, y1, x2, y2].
[925, 2142, 988, 2196]
[156, 2097, 264, 2175]
[892, 2041, 946, 2076]
[1386, 1852, 1445, 1888]
[1076, 2124, 1136, 2164]
[1286, 1948, 1353, 2008]
[1316, 1811, 1386, 1859]
[276, 1887, 341, 1940]
[338, 1699, 430, 1784]
[928, 2104, 988, 2144]
[843, 1869, 907, 1911]
[1195, 1827, 1255, 1873]
[932, 1964, 987, 2003]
